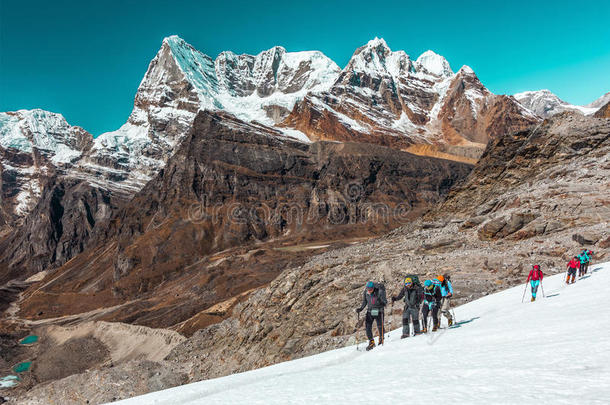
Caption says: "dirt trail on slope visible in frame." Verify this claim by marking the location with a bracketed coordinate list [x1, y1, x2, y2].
[43, 321, 185, 364]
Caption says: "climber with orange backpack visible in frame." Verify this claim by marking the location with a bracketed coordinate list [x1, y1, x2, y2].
[437, 275, 454, 326]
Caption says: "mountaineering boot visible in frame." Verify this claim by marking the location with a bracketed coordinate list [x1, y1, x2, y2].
[432, 323, 439, 332]
[531, 296, 535, 302]
[366, 340, 375, 351]
[422, 326, 428, 333]
[413, 322, 421, 335]
[448, 318, 454, 327]
[571, 275, 576, 284]
[401, 334, 409, 339]
[566, 276, 570, 284]
[378, 335, 384, 346]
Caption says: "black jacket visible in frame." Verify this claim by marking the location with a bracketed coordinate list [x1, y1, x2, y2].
[393, 285, 423, 309]
[358, 284, 387, 313]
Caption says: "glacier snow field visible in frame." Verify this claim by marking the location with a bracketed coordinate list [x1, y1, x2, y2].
[116, 262, 610, 404]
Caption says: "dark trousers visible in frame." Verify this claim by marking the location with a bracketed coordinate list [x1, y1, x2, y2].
[365, 311, 383, 340]
[422, 301, 439, 328]
[402, 307, 421, 335]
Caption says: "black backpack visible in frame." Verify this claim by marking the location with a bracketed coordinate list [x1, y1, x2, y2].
[375, 283, 387, 306]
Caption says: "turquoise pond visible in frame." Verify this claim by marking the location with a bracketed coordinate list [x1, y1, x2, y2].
[12, 362, 32, 373]
[19, 335, 39, 345]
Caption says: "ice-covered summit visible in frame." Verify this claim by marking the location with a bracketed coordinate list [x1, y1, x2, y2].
[345, 37, 412, 79]
[585, 91, 610, 109]
[0, 109, 92, 164]
[514, 89, 598, 118]
[414, 50, 453, 78]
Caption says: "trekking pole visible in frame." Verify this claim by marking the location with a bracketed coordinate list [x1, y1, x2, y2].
[540, 281, 545, 298]
[521, 282, 528, 303]
[388, 300, 395, 340]
[356, 311, 361, 351]
[381, 311, 385, 345]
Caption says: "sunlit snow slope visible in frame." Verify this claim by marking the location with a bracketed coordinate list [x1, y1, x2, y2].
[117, 262, 610, 404]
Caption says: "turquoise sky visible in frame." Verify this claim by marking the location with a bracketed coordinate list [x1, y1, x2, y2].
[1, 0, 609, 135]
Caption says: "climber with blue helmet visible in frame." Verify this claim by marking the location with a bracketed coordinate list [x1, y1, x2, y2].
[422, 279, 442, 332]
[356, 281, 387, 351]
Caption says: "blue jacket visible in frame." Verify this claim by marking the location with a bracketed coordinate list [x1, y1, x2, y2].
[578, 252, 590, 264]
[440, 280, 453, 297]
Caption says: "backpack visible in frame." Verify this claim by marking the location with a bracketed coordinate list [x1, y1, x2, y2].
[375, 283, 387, 306]
[423, 285, 437, 301]
[405, 274, 422, 287]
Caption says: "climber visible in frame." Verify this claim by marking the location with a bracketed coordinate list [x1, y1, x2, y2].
[356, 281, 387, 351]
[526, 264, 544, 301]
[422, 279, 442, 332]
[566, 256, 579, 284]
[391, 277, 423, 338]
[578, 250, 590, 277]
[582, 250, 594, 275]
[437, 274, 454, 326]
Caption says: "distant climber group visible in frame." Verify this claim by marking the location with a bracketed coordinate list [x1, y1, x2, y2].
[356, 248, 596, 351]
[564, 249, 594, 285]
[356, 274, 453, 351]
[523, 249, 596, 302]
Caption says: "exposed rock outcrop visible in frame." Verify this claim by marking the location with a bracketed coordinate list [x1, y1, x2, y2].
[594, 101, 610, 118]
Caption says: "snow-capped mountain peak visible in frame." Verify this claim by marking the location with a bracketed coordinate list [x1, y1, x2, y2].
[514, 89, 598, 118]
[415, 50, 453, 78]
[365, 36, 389, 48]
[585, 91, 610, 109]
[91, 35, 342, 182]
[161, 35, 221, 108]
[457, 65, 476, 76]
[346, 38, 412, 79]
[0, 109, 92, 163]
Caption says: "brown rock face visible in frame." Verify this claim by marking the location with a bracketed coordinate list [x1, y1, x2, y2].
[437, 71, 538, 147]
[16, 111, 471, 329]
[0, 177, 127, 284]
[594, 101, 610, 118]
[433, 112, 610, 219]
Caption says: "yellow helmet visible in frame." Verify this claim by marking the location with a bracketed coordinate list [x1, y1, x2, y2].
[404, 277, 412, 285]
